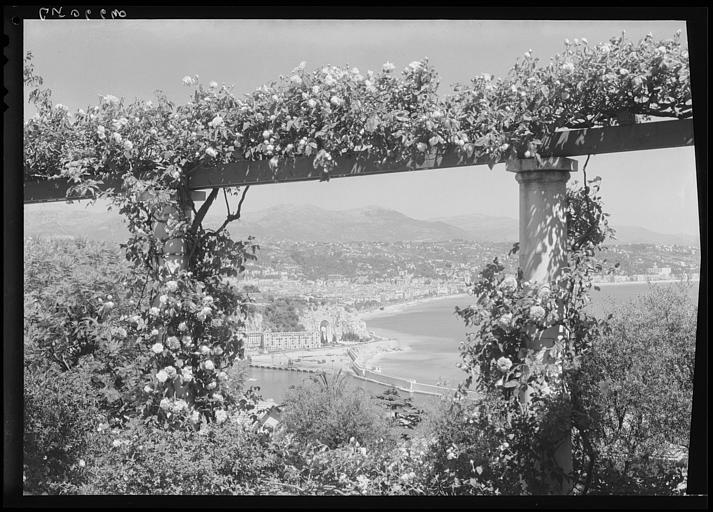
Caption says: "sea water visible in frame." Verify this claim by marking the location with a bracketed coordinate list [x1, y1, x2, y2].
[247, 280, 699, 400]
[365, 281, 700, 386]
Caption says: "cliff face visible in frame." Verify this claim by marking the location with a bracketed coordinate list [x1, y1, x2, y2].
[300, 305, 370, 341]
[244, 312, 264, 332]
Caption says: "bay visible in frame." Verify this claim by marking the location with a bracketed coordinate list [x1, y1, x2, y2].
[362, 280, 700, 386]
[247, 280, 699, 400]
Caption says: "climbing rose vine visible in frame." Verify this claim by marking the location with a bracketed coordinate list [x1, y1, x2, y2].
[452, 175, 617, 493]
[24, 31, 690, 185]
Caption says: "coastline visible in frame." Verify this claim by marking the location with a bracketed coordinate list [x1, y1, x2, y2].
[593, 277, 700, 287]
[359, 293, 470, 322]
[356, 278, 700, 380]
[248, 337, 403, 376]
[358, 276, 699, 323]
[248, 278, 699, 384]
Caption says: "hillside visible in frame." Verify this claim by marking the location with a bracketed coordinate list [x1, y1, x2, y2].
[23, 201, 698, 247]
[225, 205, 471, 242]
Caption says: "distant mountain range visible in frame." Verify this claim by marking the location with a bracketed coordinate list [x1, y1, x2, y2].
[23, 202, 699, 247]
[224, 205, 470, 243]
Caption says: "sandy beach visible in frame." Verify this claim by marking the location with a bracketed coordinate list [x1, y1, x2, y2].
[249, 338, 403, 375]
[359, 293, 470, 322]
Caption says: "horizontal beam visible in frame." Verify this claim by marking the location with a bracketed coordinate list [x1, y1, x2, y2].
[538, 118, 694, 158]
[23, 119, 694, 203]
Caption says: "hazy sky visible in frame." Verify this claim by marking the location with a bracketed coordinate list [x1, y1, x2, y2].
[24, 19, 700, 235]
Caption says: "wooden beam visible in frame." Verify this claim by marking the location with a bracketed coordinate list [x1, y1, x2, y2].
[23, 177, 125, 204]
[538, 118, 694, 158]
[23, 119, 694, 203]
[189, 119, 694, 189]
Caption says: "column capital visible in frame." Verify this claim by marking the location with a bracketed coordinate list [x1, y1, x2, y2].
[505, 156, 578, 174]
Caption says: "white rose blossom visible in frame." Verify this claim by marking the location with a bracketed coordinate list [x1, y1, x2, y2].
[156, 370, 168, 383]
[204, 360, 215, 371]
[215, 409, 228, 424]
[150, 342, 164, 354]
[172, 399, 188, 413]
[499, 275, 518, 292]
[208, 115, 224, 128]
[102, 94, 120, 105]
[529, 305, 546, 321]
[167, 336, 181, 350]
[496, 356, 513, 372]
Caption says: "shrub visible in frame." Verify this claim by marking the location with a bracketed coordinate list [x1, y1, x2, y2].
[571, 282, 696, 495]
[24, 237, 150, 420]
[424, 393, 546, 495]
[23, 362, 102, 495]
[273, 432, 433, 495]
[280, 371, 392, 449]
[24, 237, 135, 370]
[80, 417, 283, 495]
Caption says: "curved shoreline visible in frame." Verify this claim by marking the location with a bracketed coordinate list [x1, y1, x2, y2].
[359, 293, 469, 322]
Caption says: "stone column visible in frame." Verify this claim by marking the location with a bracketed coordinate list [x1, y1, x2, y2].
[152, 190, 206, 272]
[151, 189, 205, 404]
[507, 157, 577, 283]
[506, 156, 577, 495]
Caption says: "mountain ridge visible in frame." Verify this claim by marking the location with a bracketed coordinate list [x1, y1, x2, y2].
[23, 202, 699, 246]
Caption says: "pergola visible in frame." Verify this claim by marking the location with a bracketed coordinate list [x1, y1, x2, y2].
[22, 116, 696, 494]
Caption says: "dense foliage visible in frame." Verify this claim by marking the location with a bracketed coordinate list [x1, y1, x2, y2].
[256, 296, 307, 332]
[449, 174, 695, 494]
[571, 282, 695, 494]
[280, 371, 393, 448]
[22, 238, 256, 491]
